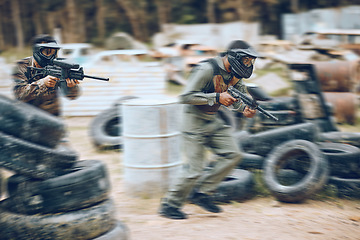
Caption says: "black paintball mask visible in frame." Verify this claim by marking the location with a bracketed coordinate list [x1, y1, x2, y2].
[227, 42, 261, 79]
[33, 42, 60, 67]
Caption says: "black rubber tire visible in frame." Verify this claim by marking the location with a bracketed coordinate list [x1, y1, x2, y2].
[0, 132, 78, 179]
[233, 130, 251, 150]
[258, 96, 298, 111]
[276, 169, 305, 186]
[238, 153, 265, 170]
[263, 139, 329, 203]
[4, 160, 111, 215]
[316, 142, 360, 177]
[318, 131, 360, 148]
[217, 106, 237, 131]
[0, 199, 117, 240]
[0, 170, 2, 198]
[0, 96, 65, 148]
[306, 118, 339, 132]
[210, 169, 255, 203]
[240, 122, 319, 157]
[94, 221, 130, 240]
[89, 96, 138, 150]
[328, 176, 360, 198]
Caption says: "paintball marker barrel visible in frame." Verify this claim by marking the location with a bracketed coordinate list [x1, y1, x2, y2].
[82, 74, 109, 81]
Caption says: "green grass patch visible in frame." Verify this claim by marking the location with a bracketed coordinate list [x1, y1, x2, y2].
[0, 47, 32, 64]
[251, 169, 271, 197]
[166, 81, 184, 96]
[253, 65, 289, 80]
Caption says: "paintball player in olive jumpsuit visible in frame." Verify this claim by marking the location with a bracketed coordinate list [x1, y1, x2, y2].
[159, 40, 261, 219]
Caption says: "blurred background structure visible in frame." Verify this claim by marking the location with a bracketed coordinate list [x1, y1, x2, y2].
[0, 0, 359, 122]
[0, 0, 359, 51]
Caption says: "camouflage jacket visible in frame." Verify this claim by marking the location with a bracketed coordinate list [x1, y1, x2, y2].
[12, 56, 81, 116]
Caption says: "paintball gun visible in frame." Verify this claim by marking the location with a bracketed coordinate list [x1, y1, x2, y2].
[227, 85, 278, 121]
[28, 58, 109, 86]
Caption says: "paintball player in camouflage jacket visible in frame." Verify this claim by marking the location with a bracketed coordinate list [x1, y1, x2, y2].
[12, 34, 80, 116]
[159, 40, 260, 220]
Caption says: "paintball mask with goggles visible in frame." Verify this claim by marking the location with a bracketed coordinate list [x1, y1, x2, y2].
[227, 41, 261, 79]
[33, 42, 60, 67]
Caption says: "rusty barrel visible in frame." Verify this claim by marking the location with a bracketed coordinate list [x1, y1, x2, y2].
[312, 60, 360, 92]
[323, 92, 358, 124]
[121, 97, 182, 198]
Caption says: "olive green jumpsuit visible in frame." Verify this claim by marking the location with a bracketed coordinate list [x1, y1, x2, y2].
[162, 56, 247, 208]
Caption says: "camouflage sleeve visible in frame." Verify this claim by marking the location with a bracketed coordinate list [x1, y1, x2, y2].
[65, 85, 81, 100]
[231, 79, 246, 112]
[12, 59, 54, 102]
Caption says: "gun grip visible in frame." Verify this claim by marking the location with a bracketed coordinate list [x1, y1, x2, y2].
[59, 80, 69, 95]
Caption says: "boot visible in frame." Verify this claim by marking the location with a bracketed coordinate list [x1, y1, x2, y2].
[190, 192, 223, 213]
[158, 203, 188, 220]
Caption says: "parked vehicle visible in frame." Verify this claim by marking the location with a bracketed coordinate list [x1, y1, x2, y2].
[298, 29, 360, 55]
[153, 41, 218, 85]
[58, 43, 95, 64]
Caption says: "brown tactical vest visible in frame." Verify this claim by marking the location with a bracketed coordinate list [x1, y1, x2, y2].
[196, 59, 239, 114]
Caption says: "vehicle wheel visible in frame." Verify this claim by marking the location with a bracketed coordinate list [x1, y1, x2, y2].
[241, 122, 319, 157]
[89, 96, 138, 150]
[94, 221, 130, 240]
[318, 131, 360, 148]
[316, 142, 360, 177]
[328, 176, 360, 198]
[0, 199, 116, 240]
[5, 160, 110, 214]
[263, 139, 329, 203]
[0, 132, 78, 180]
[0, 96, 65, 148]
[210, 169, 255, 203]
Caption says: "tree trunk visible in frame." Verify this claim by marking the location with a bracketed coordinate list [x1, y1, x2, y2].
[0, 2, 5, 51]
[207, 0, 216, 23]
[96, 0, 106, 41]
[77, 8, 86, 42]
[66, 0, 78, 42]
[10, 0, 24, 50]
[235, 0, 255, 22]
[46, 11, 56, 38]
[33, 11, 44, 35]
[291, 0, 299, 13]
[116, 0, 146, 42]
[155, 0, 172, 32]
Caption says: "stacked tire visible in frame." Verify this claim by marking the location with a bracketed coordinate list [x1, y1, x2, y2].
[0, 96, 129, 240]
[89, 96, 138, 150]
[234, 121, 360, 202]
[262, 139, 360, 202]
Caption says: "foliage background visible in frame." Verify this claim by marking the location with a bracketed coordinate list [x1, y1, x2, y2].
[0, 0, 359, 50]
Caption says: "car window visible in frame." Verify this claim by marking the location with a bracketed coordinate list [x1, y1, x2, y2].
[63, 49, 74, 55]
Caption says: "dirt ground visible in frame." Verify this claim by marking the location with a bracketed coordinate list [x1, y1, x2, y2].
[66, 116, 360, 240]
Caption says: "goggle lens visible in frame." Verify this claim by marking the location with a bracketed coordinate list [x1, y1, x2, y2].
[41, 48, 57, 57]
[242, 56, 255, 67]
